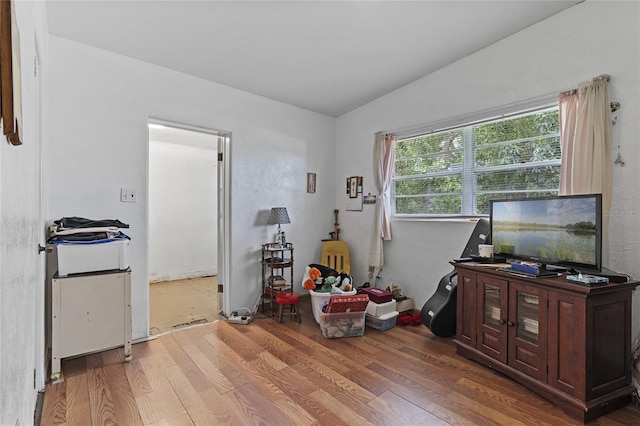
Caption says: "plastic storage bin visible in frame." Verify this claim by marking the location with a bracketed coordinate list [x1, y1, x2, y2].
[366, 311, 399, 331]
[55, 238, 130, 277]
[365, 299, 397, 317]
[319, 311, 366, 338]
[309, 289, 357, 324]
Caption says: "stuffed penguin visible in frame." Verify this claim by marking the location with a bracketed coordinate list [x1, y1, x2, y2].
[334, 272, 353, 292]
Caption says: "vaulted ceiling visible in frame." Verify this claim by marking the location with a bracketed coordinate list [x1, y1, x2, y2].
[47, 1, 581, 117]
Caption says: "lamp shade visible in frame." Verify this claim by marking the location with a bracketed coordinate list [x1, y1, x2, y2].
[268, 207, 290, 225]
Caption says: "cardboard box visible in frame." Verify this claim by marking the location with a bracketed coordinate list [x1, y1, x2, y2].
[326, 294, 369, 313]
[361, 287, 393, 304]
[395, 298, 414, 313]
[365, 299, 397, 317]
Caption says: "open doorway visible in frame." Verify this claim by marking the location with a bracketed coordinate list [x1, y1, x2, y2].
[147, 120, 227, 335]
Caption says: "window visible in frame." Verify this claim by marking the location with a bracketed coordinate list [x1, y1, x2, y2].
[393, 106, 560, 217]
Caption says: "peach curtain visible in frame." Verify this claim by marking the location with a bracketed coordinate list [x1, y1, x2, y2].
[558, 75, 612, 233]
[368, 132, 395, 269]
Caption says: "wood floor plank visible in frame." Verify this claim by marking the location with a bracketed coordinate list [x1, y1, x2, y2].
[40, 381, 67, 426]
[134, 354, 190, 424]
[220, 384, 298, 426]
[199, 331, 252, 389]
[454, 376, 574, 425]
[310, 388, 375, 426]
[367, 390, 449, 426]
[253, 363, 348, 425]
[255, 319, 363, 373]
[177, 358, 213, 393]
[446, 391, 530, 426]
[197, 387, 247, 426]
[147, 410, 194, 426]
[42, 296, 640, 426]
[87, 366, 119, 426]
[363, 355, 492, 426]
[124, 358, 154, 396]
[131, 339, 155, 360]
[164, 363, 223, 426]
[290, 359, 378, 404]
[240, 323, 307, 367]
[64, 369, 92, 426]
[108, 378, 145, 426]
[179, 342, 236, 395]
[161, 333, 192, 365]
[209, 321, 265, 362]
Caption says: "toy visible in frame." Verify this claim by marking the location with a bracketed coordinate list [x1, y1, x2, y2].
[387, 281, 406, 301]
[334, 272, 353, 292]
[303, 266, 321, 290]
[303, 263, 340, 292]
[322, 276, 336, 292]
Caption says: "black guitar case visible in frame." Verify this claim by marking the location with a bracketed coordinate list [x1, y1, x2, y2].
[421, 219, 490, 337]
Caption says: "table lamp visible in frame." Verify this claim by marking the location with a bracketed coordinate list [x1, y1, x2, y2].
[268, 207, 290, 247]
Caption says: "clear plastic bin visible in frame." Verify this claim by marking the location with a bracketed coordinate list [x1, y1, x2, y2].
[365, 311, 399, 331]
[309, 289, 357, 324]
[319, 311, 366, 338]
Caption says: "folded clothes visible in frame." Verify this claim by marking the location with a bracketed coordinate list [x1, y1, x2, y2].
[49, 232, 130, 243]
[49, 216, 130, 243]
[53, 216, 129, 230]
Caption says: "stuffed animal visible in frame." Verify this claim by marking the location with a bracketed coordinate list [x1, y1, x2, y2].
[322, 276, 337, 292]
[334, 272, 353, 292]
[303, 266, 321, 290]
[303, 264, 340, 292]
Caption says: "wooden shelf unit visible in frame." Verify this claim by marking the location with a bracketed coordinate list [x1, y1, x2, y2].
[260, 243, 294, 315]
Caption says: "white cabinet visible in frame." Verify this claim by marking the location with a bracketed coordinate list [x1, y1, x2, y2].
[50, 270, 131, 382]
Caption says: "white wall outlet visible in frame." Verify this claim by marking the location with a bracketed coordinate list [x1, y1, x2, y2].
[120, 188, 137, 203]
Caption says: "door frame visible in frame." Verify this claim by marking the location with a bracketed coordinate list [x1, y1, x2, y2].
[147, 117, 231, 320]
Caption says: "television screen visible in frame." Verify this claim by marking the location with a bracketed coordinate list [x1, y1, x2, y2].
[489, 194, 602, 271]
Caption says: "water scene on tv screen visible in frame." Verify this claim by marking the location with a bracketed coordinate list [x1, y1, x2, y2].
[492, 198, 597, 266]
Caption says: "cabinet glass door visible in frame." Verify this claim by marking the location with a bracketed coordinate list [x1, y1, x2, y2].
[516, 291, 539, 344]
[508, 282, 547, 381]
[478, 276, 508, 364]
[483, 284, 501, 329]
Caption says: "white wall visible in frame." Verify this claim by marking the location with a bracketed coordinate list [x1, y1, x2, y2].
[0, 2, 49, 425]
[47, 36, 337, 339]
[149, 140, 218, 282]
[337, 0, 640, 334]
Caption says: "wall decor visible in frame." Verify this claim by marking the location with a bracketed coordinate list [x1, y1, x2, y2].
[1, 0, 22, 146]
[363, 193, 377, 204]
[349, 176, 357, 198]
[307, 172, 316, 193]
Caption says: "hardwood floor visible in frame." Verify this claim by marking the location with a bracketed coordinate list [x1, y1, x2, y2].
[41, 295, 640, 425]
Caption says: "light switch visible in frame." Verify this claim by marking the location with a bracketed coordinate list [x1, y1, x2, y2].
[120, 188, 137, 203]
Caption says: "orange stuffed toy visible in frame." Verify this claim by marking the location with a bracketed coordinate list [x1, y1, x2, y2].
[302, 267, 320, 290]
[303, 266, 321, 290]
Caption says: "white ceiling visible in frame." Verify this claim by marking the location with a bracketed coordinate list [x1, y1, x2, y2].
[46, 0, 581, 117]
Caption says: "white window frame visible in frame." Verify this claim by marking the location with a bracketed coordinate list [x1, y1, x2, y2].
[392, 94, 560, 218]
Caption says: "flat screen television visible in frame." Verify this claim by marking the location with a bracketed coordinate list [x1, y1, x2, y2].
[489, 194, 602, 272]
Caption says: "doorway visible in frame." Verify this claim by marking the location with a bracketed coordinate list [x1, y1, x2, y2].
[147, 120, 228, 335]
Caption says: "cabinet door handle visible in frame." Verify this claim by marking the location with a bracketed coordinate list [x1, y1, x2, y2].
[498, 319, 506, 325]
[507, 321, 516, 327]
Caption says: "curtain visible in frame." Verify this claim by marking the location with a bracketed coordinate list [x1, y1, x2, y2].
[558, 75, 612, 235]
[368, 132, 395, 269]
